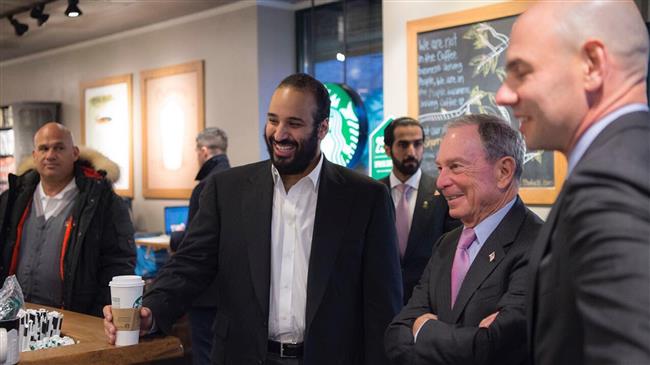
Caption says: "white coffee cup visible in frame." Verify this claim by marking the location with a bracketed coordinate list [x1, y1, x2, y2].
[0, 318, 20, 365]
[109, 275, 145, 346]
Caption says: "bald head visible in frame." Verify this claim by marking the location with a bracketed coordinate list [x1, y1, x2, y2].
[33, 122, 75, 147]
[522, 0, 648, 80]
[32, 122, 79, 192]
[496, 0, 648, 155]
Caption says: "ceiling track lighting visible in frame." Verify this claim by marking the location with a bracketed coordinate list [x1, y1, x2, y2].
[2, 0, 79, 37]
[30, 4, 50, 26]
[8, 15, 28, 37]
[65, 0, 83, 18]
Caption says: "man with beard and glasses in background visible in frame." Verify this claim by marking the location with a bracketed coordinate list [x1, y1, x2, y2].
[103, 73, 402, 365]
[380, 117, 460, 304]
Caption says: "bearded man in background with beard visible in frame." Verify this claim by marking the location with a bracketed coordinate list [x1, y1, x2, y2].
[381, 117, 460, 304]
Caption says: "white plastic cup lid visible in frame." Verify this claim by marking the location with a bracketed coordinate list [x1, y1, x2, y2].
[109, 275, 145, 288]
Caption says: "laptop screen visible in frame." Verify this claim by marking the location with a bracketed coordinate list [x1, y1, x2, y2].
[164, 206, 189, 235]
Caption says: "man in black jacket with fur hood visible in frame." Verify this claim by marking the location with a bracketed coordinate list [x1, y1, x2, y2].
[0, 122, 135, 316]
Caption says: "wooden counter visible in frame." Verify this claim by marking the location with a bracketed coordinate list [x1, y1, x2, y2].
[20, 304, 183, 365]
[135, 234, 171, 252]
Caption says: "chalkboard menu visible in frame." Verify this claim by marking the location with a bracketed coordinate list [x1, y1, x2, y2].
[407, 1, 566, 204]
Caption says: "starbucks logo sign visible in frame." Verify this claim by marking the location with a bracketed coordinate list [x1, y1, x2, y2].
[321, 83, 368, 168]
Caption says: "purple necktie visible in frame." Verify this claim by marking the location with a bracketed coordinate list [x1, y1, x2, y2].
[395, 184, 412, 258]
[450, 227, 476, 308]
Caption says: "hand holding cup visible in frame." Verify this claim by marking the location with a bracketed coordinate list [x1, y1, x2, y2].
[103, 306, 153, 345]
[104, 275, 148, 346]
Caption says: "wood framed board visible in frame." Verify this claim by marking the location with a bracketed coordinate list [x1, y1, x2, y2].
[407, 1, 566, 205]
[140, 60, 204, 199]
[80, 74, 134, 197]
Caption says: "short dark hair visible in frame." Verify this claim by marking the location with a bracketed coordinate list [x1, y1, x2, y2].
[383, 116, 425, 148]
[444, 114, 525, 181]
[277, 73, 330, 125]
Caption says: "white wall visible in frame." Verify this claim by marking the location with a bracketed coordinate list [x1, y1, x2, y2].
[0, 3, 295, 231]
[1, 0, 565, 229]
[382, 0, 551, 219]
[257, 5, 297, 159]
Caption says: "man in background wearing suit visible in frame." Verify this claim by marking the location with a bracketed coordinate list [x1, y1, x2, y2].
[385, 114, 542, 365]
[496, 1, 650, 363]
[380, 117, 460, 304]
[104, 73, 402, 365]
[170, 127, 230, 365]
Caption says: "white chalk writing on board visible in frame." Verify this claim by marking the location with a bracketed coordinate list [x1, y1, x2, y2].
[416, 17, 554, 188]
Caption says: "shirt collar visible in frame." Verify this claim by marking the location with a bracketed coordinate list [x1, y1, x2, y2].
[471, 197, 517, 246]
[37, 177, 77, 201]
[271, 153, 324, 192]
[389, 168, 422, 190]
[568, 103, 649, 174]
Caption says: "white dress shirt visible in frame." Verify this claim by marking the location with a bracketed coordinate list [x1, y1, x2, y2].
[34, 178, 78, 220]
[388, 168, 421, 229]
[268, 155, 323, 343]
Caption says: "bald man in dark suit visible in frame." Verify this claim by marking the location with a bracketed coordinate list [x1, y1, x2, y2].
[496, 1, 650, 363]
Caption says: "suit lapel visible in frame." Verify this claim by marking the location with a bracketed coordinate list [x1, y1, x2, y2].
[404, 174, 436, 260]
[525, 182, 566, 350]
[451, 197, 526, 323]
[305, 160, 351, 330]
[242, 162, 274, 316]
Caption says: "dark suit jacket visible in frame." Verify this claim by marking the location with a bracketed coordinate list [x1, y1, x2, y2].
[170, 154, 230, 252]
[170, 154, 230, 309]
[385, 196, 542, 365]
[527, 111, 650, 364]
[381, 173, 460, 304]
[144, 158, 403, 365]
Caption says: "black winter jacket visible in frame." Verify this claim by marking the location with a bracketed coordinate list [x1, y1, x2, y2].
[0, 162, 136, 316]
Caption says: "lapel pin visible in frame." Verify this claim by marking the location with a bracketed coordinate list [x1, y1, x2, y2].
[422, 201, 429, 209]
[489, 252, 496, 262]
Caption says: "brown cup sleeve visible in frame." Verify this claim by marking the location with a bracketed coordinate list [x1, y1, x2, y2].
[112, 308, 141, 331]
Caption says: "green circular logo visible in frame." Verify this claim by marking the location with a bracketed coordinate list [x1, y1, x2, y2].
[133, 295, 142, 308]
[322, 83, 368, 168]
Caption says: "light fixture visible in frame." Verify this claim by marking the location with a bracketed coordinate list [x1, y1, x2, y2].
[8, 15, 28, 36]
[30, 4, 50, 26]
[65, 0, 83, 18]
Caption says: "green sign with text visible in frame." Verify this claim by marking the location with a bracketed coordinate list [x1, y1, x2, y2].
[368, 117, 393, 179]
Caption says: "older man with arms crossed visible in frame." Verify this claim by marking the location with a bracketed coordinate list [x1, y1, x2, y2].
[385, 114, 542, 365]
[496, 1, 650, 363]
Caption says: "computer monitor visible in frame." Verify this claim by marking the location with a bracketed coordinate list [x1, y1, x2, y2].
[164, 206, 189, 235]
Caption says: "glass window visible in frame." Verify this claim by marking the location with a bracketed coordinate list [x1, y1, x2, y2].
[296, 0, 382, 173]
